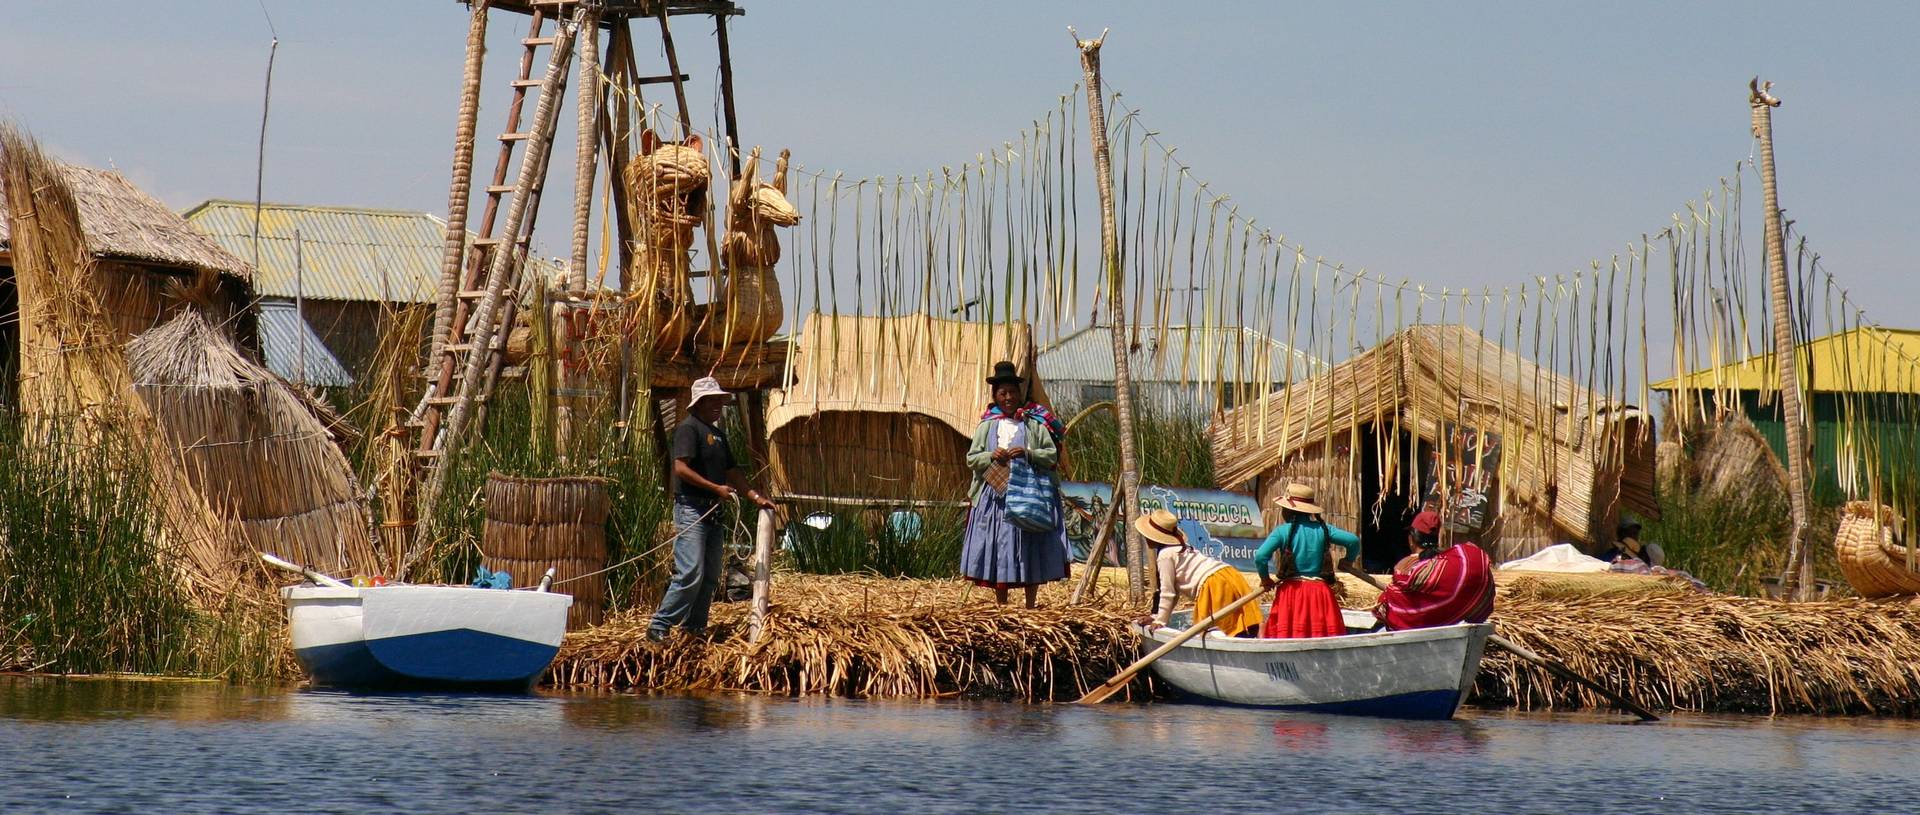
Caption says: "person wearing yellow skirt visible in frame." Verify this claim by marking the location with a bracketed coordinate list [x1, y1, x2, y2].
[1134, 509, 1264, 638]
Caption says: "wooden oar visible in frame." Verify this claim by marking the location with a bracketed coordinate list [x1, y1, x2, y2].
[1077, 584, 1270, 704]
[259, 552, 351, 588]
[1487, 634, 1660, 722]
[1352, 560, 1659, 721]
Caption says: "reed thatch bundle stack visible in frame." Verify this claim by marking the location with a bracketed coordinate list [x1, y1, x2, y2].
[0, 124, 242, 589]
[127, 308, 378, 577]
[552, 574, 1140, 701]
[1478, 592, 1920, 715]
[1690, 412, 1788, 503]
[483, 473, 611, 630]
[1833, 501, 1920, 598]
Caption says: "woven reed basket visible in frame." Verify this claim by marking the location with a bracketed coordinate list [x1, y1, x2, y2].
[1834, 501, 1920, 598]
[482, 473, 613, 631]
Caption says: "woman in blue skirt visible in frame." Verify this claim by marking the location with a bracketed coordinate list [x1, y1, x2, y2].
[959, 361, 1070, 607]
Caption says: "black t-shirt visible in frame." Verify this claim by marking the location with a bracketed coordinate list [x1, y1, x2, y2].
[670, 415, 736, 506]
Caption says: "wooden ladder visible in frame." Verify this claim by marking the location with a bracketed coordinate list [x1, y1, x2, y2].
[410, 5, 587, 559]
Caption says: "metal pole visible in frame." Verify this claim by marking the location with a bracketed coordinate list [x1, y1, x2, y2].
[295, 227, 306, 386]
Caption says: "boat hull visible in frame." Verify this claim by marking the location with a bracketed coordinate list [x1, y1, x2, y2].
[282, 585, 572, 691]
[1144, 609, 1490, 720]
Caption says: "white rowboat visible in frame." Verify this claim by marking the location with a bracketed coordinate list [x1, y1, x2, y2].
[1142, 608, 1491, 719]
[282, 584, 572, 691]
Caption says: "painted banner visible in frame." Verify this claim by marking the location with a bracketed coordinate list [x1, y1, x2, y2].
[1419, 422, 1502, 534]
[1062, 481, 1269, 572]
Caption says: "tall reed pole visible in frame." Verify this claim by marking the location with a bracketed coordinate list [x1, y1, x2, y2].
[1072, 28, 1146, 602]
[1751, 77, 1813, 599]
[430, 0, 490, 373]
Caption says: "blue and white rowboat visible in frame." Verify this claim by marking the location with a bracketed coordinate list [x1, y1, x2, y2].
[282, 584, 572, 691]
[1142, 608, 1492, 719]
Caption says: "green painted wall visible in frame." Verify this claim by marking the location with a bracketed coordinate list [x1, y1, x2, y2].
[1739, 391, 1920, 504]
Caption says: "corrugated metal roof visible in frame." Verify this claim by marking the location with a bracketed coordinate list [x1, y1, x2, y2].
[1037, 324, 1323, 386]
[1650, 327, 1920, 395]
[257, 299, 353, 387]
[182, 200, 561, 303]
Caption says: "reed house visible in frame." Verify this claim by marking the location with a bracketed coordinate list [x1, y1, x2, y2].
[1211, 325, 1659, 567]
[0, 165, 255, 404]
[766, 314, 1051, 504]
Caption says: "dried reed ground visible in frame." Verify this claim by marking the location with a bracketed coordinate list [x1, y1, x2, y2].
[554, 570, 1920, 715]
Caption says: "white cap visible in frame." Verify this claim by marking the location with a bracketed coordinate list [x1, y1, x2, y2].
[690, 376, 732, 406]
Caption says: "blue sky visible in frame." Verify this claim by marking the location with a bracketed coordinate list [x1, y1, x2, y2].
[3, 1, 1915, 326]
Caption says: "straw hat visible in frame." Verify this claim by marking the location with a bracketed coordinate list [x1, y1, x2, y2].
[1274, 483, 1323, 515]
[690, 376, 733, 407]
[1135, 508, 1186, 547]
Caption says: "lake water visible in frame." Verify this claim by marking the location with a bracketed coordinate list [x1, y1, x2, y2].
[3, 677, 1918, 814]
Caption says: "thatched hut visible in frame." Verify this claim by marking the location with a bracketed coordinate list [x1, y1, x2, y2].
[127, 309, 378, 577]
[0, 163, 255, 406]
[765, 314, 1051, 503]
[1210, 324, 1658, 565]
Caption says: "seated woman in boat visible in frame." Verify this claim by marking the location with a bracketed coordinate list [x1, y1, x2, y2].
[1133, 508, 1264, 638]
[1375, 533, 1495, 631]
[1254, 484, 1361, 638]
[959, 361, 1071, 608]
[1393, 510, 1445, 576]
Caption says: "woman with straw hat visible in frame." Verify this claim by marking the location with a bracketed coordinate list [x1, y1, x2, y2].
[959, 361, 1070, 607]
[1254, 483, 1362, 638]
[1134, 509, 1264, 637]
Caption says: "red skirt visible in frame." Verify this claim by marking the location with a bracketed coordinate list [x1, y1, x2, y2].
[1263, 578, 1346, 638]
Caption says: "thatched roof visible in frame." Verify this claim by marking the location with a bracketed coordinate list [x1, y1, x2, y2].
[0, 164, 252, 281]
[1211, 324, 1658, 539]
[767, 314, 1050, 439]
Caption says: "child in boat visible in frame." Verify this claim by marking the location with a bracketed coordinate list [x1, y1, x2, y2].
[1375, 533, 1496, 631]
[1254, 484, 1361, 638]
[1134, 509, 1264, 638]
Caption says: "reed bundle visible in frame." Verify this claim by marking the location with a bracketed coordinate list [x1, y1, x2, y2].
[482, 473, 611, 629]
[1478, 593, 1920, 715]
[552, 574, 1141, 701]
[127, 308, 378, 578]
[1688, 413, 1788, 503]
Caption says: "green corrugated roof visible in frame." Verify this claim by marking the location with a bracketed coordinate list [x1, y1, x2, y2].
[181, 200, 560, 303]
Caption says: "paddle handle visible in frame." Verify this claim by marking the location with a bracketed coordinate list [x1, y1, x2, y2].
[259, 552, 351, 588]
[1488, 633, 1660, 722]
[1078, 583, 1270, 704]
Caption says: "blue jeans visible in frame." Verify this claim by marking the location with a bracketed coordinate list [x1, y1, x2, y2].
[650, 502, 725, 634]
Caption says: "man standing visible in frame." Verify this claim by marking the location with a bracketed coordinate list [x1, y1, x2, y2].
[649, 377, 776, 641]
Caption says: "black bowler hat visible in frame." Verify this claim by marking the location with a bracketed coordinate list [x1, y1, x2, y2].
[986, 360, 1025, 386]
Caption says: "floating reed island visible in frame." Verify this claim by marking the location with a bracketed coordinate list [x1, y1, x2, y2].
[552, 570, 1920, 716]
[553, 574, 1142, 701]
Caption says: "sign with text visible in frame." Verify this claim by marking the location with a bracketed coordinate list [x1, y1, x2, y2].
[1419, 423, 1502, 534]
[1062, 481, 1268, 572]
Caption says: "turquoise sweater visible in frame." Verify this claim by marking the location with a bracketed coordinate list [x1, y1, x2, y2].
[1254, 519, 1361, 581]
